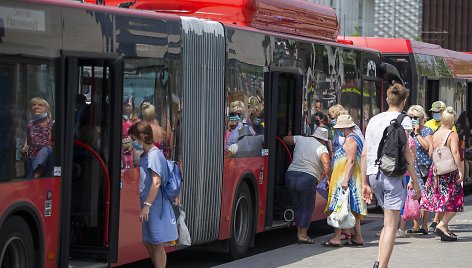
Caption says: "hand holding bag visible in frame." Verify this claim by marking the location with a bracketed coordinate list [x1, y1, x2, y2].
[176, 206, 191, 246]
[327, 188, 356, 229]
[432, 131, 457, 176]
[402, 190, 421, 221]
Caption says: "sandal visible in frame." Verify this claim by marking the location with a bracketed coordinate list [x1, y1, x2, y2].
[434, 228, 457, 241]
[321, 240, 340, 247]
[297, 237, 315, 244]
[343, 240, 364, 247]
[340, 232, 351, 240]
[407, 228, 421, 234]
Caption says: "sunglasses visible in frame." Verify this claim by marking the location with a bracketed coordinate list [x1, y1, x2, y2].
[409, 116, 419, 120]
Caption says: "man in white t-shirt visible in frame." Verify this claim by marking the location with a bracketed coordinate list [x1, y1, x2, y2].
[282, 127, 331, 244]
[361, 84, 421, 268]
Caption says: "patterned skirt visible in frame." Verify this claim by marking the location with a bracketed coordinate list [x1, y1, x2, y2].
[420, 168, 464, 213]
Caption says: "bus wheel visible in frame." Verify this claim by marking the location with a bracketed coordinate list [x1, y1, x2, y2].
[0, 216, 35, 268]
[229, 182, 254, 260]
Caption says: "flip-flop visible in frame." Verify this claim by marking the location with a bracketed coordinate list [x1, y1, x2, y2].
[343, 240, 364, 246]
[434, 228, 457, 241]
[321, 240, 340, 247]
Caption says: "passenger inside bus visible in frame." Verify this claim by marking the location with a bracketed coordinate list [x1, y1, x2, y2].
[226, 102, 264, 149]
[225, 101, 245, 148]
[226, 126, 264, 158]
[122, 97, 139, 169]
[23, 97, 55, 179]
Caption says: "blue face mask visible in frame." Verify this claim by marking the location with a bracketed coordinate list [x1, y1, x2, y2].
[253, 118, 263, 126]
[331, 119, 337, 126]
[132, 140, 143, 150]
[337, 130, 344, 137]
[411, 119, 419, 125]
[432, 112, 441, 121]
[32, 112, 48, 121]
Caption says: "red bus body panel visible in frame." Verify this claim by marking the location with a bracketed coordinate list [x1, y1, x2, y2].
[84, 0, 339, 41]
[0, 178, 61, 268]
[113, 169, 177, 267]
[220, 157, 268, 239]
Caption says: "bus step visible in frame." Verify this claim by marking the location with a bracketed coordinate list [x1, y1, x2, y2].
[69, 260, 108, 268]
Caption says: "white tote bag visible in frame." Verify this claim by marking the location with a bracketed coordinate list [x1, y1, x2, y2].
[327, 188, 356, 229]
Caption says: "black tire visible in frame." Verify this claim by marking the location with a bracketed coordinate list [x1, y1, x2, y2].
[229, 182, 254, 260]
[0, 216, 36, 268]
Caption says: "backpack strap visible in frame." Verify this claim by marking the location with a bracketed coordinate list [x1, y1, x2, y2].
[396, 113, 407, 127]
[441, 130, 454, 147]
[433, 123, 442, 133]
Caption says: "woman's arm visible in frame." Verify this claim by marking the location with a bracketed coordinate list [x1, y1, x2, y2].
[341, 137, 357, 190]
[416, 133, 431, 151]
[140, 170, 161, 222]
[449, 131, 464, 182]
[320, 152, 331, 183]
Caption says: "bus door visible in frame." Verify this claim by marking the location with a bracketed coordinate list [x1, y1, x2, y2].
[265, 69, 303, 228]
[361, 77, 382, 134]
[58, 54, 122, 267]
[425, 79, 439, 118]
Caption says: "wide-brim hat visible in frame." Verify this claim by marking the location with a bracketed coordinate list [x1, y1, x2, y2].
[312, 127, 329, 142]
[430, 101, 446, 112]
[333, 114, 356, 129]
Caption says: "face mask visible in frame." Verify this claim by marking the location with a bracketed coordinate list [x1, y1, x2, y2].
[32, 112, 48, 121]
[314, 119, 320, 126]
[432, 112, 441, 121]
[337, 130, 344, 137]
[254, 118, 263, 126]
[331, 119, 337, 126]
[132, 140, 143, 150]
[411, 119, 419, 125]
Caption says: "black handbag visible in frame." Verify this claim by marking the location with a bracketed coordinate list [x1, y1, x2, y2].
[418, 164, 430, 180]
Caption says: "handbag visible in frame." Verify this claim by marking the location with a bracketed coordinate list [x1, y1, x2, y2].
[418, 165, 430, 180]
[402, 190, 421, 221]
[327, 188, 356, 229]
[432, 131, 457, 176]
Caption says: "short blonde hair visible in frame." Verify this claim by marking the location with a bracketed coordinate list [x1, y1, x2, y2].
[328, 104, 348, 119]
[407, 105, 428, 125]
[230, 100, 245, 114]
[141, 102, 156, 122]
[441, 107, 456, 128]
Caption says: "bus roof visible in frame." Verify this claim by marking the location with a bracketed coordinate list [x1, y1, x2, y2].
[83, 0, 339, 42]
[339, 36, 472, 79]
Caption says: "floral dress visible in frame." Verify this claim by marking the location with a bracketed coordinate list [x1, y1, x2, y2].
[420, 166, 463, 212]
[325, 134, 366, 219]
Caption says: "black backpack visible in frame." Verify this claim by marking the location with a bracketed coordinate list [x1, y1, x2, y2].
[375, 113, 408, 178]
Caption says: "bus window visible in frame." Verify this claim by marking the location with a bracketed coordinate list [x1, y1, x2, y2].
[225, 62, 265, 157]
[0, 59, 56, 181]
[122, 58, 174, 165]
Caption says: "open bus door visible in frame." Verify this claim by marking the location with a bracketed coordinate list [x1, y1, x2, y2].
[58, 53, 122, 267]
[264, 69, 303, 229]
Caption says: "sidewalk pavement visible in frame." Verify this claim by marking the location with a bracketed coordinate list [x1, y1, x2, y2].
[218, 195, 472, 268]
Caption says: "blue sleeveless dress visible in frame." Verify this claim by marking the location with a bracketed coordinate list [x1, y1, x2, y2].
[140, 148, 178, 244]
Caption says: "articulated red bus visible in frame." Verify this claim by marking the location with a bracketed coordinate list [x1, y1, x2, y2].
[0, 1, 400, 267]
[339, 36, 472, 184]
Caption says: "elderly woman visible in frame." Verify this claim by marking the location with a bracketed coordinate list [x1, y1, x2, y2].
[283, 127, 331, 244]
[328, 104, 364, 152]
[421, 107, 464, 241]
[323, 115, 366, 247]
[226, 103, 264, 149]
[23, 97, 54, 179]
[404, 105, 433, 235]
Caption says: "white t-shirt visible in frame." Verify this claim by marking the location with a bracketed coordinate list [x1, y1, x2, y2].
[287, 136, 329, 180]
[365, 111, 412, 175]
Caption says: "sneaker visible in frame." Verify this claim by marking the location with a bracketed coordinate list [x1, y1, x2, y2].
[395, 229, 407, 238]
[428, 222, 438, 231]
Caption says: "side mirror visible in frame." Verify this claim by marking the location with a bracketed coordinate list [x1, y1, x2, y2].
[378, 62, 404, 86]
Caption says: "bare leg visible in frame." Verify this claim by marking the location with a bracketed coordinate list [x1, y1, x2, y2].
[377, 209, 401, 268]
[399, 217, 406, 232]
[353, 218, 364, 244]
[330, 228, 342, 244]
[412, 218, 420, 229]
[421, 210, 429, 229]
[151, 243, 166, 268]
[143, 241, 155, 264]
[437, 211, 457, 238]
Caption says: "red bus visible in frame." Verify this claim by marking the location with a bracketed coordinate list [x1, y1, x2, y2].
[338, 36, 472, 185]
[0, 1, 400, 267]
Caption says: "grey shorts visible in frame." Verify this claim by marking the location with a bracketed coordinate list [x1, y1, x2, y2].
[369, 172, 407, 211]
